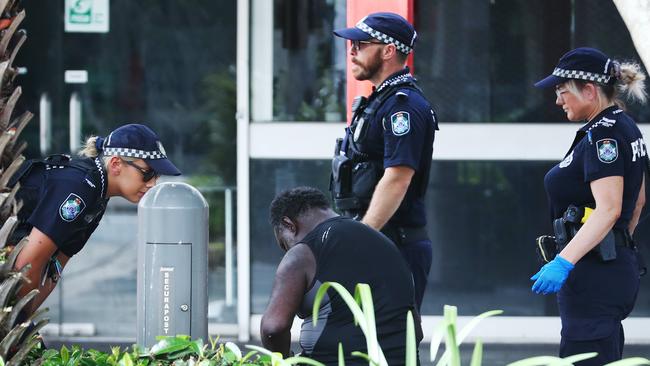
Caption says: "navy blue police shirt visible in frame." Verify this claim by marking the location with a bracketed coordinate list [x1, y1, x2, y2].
[544, 106, 647, 230]
[15, 157, 109, 257]
[362, 68, 437, 228]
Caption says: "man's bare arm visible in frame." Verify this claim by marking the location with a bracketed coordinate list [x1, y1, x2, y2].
[261, 244, 316, 356]
[362, 166, 414, 230]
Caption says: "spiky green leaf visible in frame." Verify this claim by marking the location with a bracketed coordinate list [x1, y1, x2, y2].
[350, 351, 380, 366]
[470, 340, 483, 366]
[604, 357, 650, 366]
[507, 355, 571, 366]
[405, 311, 416, 366]
[429, 318, 448, 363]
[283, 356, 325, 366]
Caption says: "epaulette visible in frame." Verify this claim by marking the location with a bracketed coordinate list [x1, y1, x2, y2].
[587, 112, 619, 132]
[395, 89, 410, 100]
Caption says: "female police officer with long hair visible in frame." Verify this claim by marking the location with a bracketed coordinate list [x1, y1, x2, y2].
[10, 123, 181, 319]
[532, 47, 647, 364]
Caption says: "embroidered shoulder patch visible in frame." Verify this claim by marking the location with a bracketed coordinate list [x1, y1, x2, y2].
[59, 193, 86, 222]
[596, 138, 618, 163]
[559, 151, 573, 168]
[391, 111, 410, 136]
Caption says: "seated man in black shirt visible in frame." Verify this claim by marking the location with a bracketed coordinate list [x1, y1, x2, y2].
[261, 186, 422, 365]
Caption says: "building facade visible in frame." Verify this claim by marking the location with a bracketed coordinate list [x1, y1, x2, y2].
[238, 0, 650, 343]
[14, 0, 650, 344]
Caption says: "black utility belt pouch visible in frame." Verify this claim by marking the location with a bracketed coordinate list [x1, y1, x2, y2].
[331, 154, 351, 194]
[535, 235, 558, 264]
[593, 230, 617, 262]
[331, 154, 358, 211]
[562, 207, 617, 262]
[535, 230, 616, 263]
[537, 205, 617, 263]
[554, 205, 617, 262]
[351, 161, 382, 202]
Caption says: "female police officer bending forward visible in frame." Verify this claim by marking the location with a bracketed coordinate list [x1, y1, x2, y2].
[10, 123, 181, 319]
[531, 47, 647, 364]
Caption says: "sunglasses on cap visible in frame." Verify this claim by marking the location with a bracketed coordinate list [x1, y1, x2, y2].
[122, 159, 159, 182]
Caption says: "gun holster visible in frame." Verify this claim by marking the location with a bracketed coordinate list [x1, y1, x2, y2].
[331, 149, 367, 212]
[594, 230, 617, 262]
[551, 205, 617, 262]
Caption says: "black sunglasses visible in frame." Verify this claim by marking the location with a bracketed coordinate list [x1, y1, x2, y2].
[122, 159, 159, 182]
[351, 39, 385, 51]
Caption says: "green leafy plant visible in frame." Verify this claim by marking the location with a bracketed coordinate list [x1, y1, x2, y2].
[311, 282, 650, 366]
[312, 282, 387, 366]
[507, 353, 650, 366]
[429, 305, 503, 366]
[311, 282, 501, 366]
[9, 281, 650, 365]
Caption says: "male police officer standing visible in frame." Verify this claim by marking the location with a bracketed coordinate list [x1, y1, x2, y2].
[331, 13, 437, 310]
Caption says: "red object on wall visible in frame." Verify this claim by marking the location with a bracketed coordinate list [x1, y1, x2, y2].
[344, 0, 414, 124]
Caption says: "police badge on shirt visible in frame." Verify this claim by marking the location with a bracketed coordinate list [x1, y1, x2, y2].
[391, 111, 410, 136]
[59, 193, 86, 222]
[596, 138, 618, 163]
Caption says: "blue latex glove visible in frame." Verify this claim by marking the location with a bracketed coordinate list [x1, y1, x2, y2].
[530, 255, 574, 294]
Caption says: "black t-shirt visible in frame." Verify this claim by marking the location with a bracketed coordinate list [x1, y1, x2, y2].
[544, 106, 647, 228]
[297, 216, 421, 365]
[14, 157, 109, 257]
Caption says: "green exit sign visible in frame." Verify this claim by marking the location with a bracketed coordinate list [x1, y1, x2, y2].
[64, 0, 109, 33]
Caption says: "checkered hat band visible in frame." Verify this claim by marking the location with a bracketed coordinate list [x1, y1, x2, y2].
[103, 147, 166, 159]
[552, 67, 611, 84]
[356, 21, 413, 54]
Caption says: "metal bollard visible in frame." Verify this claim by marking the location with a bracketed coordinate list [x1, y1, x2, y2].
[136, 182, 208, 347]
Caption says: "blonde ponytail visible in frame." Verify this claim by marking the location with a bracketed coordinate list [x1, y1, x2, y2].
[78, 136, 100, 157]
[616, 62, 647, 104]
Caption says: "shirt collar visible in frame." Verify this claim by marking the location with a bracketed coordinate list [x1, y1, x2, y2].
[374, 67, 413, 93]
[93, 157, 108, 199]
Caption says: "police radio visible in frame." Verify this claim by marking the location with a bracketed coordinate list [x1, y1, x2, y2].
[350, 96, 369, 143]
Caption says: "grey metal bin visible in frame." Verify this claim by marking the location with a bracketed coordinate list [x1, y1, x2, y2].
[136, 182, 208, 347]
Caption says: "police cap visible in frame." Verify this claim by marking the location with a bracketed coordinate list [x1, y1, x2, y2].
[333, 12, 417, 54]
[535, 47, 618, 88]
[96, 124, 181, 176]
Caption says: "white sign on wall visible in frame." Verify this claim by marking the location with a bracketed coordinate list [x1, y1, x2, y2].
[64, 70, 88, 84]
[64, 0, 109, 33]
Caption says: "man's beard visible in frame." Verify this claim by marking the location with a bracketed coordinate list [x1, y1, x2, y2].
[353, 52, 382, 81]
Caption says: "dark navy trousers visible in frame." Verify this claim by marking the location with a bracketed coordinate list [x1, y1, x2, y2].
[557, 247, 640, 365]
[398, 238, 433, 311]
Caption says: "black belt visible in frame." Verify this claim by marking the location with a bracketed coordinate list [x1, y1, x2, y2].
[381, 223, 429, 245]
[580, 228, 635, 262]
[557, 227, 635, 250]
